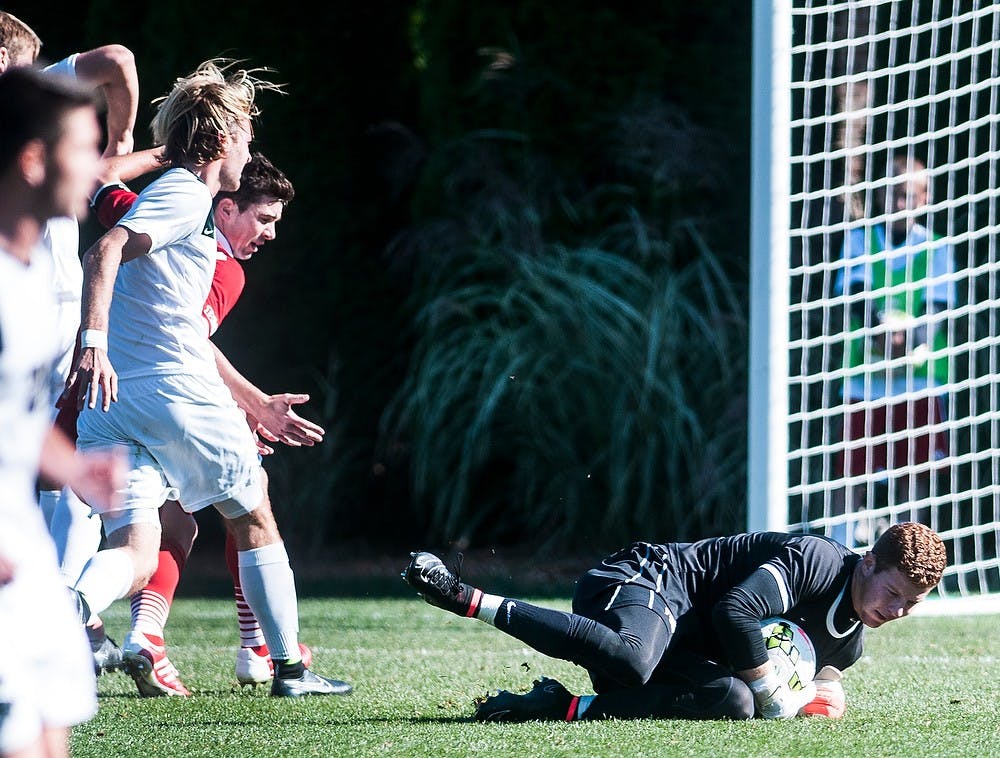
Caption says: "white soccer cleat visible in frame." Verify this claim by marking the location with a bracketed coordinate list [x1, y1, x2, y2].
[121, 630, 191, 697]
[235, 643, 313, 686]
[235, 646, 272, 686]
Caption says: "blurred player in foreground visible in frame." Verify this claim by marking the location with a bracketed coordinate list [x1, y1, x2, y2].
[0, 13, 144, 671]
[404, 522, 945, 721]
[0, 65, 123, 758]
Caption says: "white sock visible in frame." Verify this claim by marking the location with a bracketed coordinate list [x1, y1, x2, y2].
[475, 593, 503, 625]
[73, 548, 135, 620]
[238, 542, 299, 662]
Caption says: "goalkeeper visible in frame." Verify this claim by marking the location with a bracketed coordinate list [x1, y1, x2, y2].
[403, 522, 945, 721]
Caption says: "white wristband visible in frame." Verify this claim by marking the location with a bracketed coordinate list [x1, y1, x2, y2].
[80, 329, 108, 352]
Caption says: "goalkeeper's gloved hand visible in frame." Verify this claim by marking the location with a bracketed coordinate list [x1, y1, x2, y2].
[799, 665, 846, 719]
[748, 671, 817, 719]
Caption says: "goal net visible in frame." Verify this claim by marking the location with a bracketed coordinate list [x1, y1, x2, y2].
[750, 0, 1000, 611]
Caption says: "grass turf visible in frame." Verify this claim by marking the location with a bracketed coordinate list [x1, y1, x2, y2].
[72, 595, 998, 757]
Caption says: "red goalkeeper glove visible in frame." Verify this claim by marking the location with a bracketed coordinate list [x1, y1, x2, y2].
[799, 665, 846, 719]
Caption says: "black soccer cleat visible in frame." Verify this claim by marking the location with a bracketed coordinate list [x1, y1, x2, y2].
[91, 634, 124, 676]
[474, 677, 576, 722]
[402, 551, 481, 616]
[270, 668, 353, 698]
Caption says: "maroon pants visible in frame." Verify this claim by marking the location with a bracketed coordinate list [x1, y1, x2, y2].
[837, 396, 948, 476]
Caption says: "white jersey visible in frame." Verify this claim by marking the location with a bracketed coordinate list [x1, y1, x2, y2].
[0, 249, 59, 532]
[0, 247, 98, 747]
[42, 52, 79, 80]
[39, 216, 83, 405]
[38, 55, 84, 406]
[110, 167, 219, 379]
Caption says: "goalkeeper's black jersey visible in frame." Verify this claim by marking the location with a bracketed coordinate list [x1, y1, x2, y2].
[587, 533, 865, 674]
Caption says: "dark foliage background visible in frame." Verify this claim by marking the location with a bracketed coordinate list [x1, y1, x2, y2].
[13, 1, 753, 558]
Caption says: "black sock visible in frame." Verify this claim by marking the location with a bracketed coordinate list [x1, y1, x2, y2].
[275, 659, 305, 679]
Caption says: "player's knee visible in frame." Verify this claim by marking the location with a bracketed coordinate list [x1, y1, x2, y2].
[718, 679, 755, 720]
[160, 501, 198, 551]
[224, 502, 281, 551]
[608, 644, 660, 688]
[585, 623, 660, 687]
[688, 676, 754, 720]
[130, 550, 159, 590]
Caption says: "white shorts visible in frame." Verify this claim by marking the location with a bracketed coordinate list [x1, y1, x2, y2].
[77, 373, 264, 527]
[0, 510, 97, 753]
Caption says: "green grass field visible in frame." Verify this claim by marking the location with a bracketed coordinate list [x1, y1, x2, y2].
[73, 594, 998, 757]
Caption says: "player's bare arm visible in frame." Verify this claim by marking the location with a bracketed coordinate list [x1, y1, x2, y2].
[73, 45, 139, 158]
[69, 225, 150, 410]
[210, 341, 325, 447]
[93, 146, 164, 195]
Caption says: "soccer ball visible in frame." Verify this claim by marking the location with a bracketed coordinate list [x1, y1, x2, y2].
[760, 617, 816, 691]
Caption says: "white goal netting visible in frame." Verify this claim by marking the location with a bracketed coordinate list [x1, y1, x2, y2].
[750, 0, 1000, 610]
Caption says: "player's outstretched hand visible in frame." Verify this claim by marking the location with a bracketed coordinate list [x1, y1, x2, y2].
[251, 393, 325, 448]
[799, 665, 846, 719]
[250, 422, 276, 456]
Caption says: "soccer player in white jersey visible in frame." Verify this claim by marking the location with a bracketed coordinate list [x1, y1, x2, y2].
[0, 14, 142, 650]
[0, 64, 123, 758]
[36, 46, 140, 591]
[66, 59, 351, 698]
[84, 152, 319, 695]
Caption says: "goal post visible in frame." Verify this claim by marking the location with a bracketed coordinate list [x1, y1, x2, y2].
[750, 0, 1000, 611]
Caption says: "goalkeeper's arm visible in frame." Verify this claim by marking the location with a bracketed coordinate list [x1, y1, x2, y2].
[799, 665, 846, 719]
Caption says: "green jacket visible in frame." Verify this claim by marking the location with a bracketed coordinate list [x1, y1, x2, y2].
[842, 225, 951, 387]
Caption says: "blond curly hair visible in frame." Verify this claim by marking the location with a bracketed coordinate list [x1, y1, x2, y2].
[151, 58, 284, 167]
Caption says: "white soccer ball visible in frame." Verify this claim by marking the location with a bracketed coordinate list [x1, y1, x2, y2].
[760, 617, 816, 692]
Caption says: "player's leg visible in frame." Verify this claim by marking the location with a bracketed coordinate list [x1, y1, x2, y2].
[36, 478, 117, 675]
[37, 485, 103, 586]
[224, 528, 312, 686]
[73, 383, 173, 619]
[68, 461, 166, 688]
[71, 517, 161, 622]
[225, 527, 270, 684]
[154, 376, 349, 697]
[475, 658, 753, 722]
[218, 471, 351, 698]
[403, 552, 672, 687]
[122, 500, 197, 697]
[130, 500, 196, 638]
[0, 517, 98, 758]
[575, 656, 754, 720]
